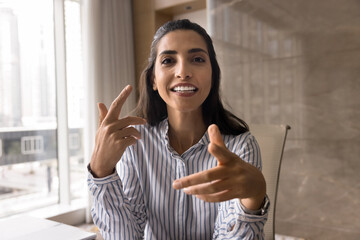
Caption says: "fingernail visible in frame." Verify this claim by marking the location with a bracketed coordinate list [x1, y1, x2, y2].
[173, 181, 182, 189]
[183, 187, 190, 194]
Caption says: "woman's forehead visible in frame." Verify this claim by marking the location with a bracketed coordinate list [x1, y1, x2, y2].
[156, 30, 208, 53]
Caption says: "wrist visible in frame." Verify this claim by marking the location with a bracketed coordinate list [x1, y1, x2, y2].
[239, 194, 269, 215]
[240, 179, 266, 210]
[239, 191, 266, 210]
[89, 162, 115, 178]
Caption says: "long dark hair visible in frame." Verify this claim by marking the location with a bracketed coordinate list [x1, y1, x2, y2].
[134, 19, 248, 135]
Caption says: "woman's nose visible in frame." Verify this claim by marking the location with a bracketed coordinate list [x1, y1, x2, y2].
[175, 61, 192, 80]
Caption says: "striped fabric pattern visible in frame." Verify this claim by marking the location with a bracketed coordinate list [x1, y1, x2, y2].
[88, 119, 268, 240]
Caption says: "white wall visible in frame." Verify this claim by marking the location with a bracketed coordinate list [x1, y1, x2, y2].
[173, 9, 208, 32]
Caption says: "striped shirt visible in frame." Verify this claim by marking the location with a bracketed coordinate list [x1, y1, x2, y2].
[88, 119, 268, 240]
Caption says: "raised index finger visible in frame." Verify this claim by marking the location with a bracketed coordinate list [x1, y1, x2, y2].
[105, 85, 132, 122]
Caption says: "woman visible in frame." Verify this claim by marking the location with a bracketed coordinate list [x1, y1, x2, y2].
[88, 19, 269, 239]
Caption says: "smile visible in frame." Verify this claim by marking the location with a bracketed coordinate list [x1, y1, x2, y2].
[171, 86, 198, 93]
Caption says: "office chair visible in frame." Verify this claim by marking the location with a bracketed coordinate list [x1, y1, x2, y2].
[249, 124, 290, 240]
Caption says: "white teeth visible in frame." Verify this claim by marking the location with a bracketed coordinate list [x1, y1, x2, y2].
[173, 86, 196, 92]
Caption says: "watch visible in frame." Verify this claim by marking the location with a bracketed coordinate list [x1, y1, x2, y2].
[239, 194, 270, 216]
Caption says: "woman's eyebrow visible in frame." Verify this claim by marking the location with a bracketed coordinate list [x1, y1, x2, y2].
[158, 48, 208, 56]
[188, 48, 208, 55]
[159, 50, 177, 55]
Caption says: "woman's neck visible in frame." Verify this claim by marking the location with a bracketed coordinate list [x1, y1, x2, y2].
[167, 110, 207, 155]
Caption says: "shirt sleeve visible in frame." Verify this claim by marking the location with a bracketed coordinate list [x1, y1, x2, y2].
[212, 133, 269, 240]
[87, 147, 147, 240]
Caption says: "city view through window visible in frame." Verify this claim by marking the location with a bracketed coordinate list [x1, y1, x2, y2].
[0, 0, 85, 217]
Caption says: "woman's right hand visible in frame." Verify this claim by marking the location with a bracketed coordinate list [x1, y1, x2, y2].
[90, 85, 146, 178]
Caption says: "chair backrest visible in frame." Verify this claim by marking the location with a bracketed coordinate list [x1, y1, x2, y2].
[249, 124, 290, 240]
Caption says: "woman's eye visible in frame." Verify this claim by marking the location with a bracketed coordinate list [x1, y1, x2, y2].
[161, 58, 173, 65]
[193, 57, 205, 63]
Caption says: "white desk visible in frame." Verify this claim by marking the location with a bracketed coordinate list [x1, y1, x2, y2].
[0, 215, 97, 240]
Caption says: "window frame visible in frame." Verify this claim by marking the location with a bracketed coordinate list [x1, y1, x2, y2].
[54, 0, 71, 206]
[52, 0, 87, 225]
[31, 0, 85, 225]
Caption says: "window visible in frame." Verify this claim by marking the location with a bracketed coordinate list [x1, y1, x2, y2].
[21, 136, 44, 154]
[0, 139, 2, 157]
[69, 133, 80, 150]
[0, 0, 85, 218]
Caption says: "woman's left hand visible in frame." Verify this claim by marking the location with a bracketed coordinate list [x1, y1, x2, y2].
[172, 124, 266, 210]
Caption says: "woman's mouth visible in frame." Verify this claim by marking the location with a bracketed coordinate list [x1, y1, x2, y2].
[171, 86, 198, 93]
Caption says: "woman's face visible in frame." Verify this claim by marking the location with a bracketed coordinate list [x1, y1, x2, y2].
[153, 30, 212, 116]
